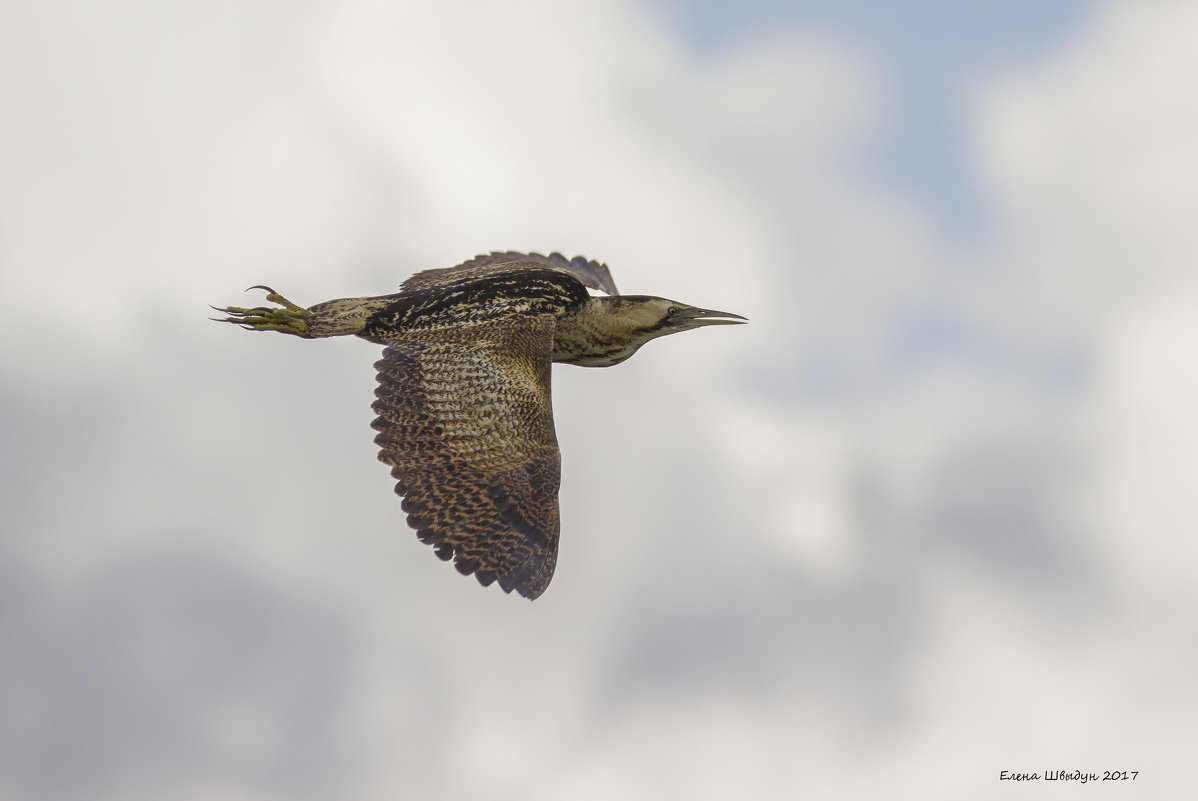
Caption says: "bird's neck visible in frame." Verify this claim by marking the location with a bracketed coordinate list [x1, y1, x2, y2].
[551, 296, 656, 367]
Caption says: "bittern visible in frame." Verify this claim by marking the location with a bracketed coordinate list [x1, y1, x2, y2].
[214, 251, 746, 599]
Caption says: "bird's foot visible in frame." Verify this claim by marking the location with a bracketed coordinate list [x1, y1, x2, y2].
[212, 286, 312, 338]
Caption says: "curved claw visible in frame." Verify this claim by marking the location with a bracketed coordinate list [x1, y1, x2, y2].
[212, 286, 312, 337]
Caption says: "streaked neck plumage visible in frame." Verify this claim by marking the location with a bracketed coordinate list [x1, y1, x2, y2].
[551, 295, 670, 367]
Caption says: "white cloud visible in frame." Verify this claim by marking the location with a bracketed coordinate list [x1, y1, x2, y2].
[977, 0, 1198, 609]
[974, 1, 1198, 338]
[1093, 289, 1198, 602]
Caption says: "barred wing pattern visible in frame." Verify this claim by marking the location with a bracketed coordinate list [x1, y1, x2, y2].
[371, 315, 562, 599]
[400, 251, 619, 297]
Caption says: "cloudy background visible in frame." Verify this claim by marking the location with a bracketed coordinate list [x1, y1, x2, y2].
[1, 0, 1196, 798]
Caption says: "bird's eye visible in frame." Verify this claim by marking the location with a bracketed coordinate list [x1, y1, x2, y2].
[667, 305, 680, 316]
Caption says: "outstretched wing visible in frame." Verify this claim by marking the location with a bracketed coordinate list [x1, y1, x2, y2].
[371, 315, 562, 599]
[401, 251, 618, 296]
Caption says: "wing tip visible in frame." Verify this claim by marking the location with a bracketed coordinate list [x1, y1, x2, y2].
[398, 498, 551, 600]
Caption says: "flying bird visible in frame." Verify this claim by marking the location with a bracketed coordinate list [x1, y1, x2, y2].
[214, 252, 746, 599]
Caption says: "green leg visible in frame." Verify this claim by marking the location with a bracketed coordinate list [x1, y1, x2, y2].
[212, 286, 312, 338]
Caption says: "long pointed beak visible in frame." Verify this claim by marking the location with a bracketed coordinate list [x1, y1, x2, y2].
[676, 306, 749, 327]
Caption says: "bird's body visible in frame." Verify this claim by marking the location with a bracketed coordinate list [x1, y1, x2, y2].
[215, 252, 745, 599]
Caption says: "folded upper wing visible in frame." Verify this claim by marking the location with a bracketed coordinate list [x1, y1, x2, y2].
[400, 251, 618, 296]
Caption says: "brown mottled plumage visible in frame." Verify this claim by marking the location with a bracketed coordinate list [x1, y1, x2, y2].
[213, 252, 746, 599]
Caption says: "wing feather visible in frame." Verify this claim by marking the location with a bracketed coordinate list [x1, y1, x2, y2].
[371, 315, 561, 599]
[400, 251, 618, 296]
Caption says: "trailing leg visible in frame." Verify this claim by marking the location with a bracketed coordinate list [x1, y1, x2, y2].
[212, 286, 312, 337]
[213, 287, 399, 339]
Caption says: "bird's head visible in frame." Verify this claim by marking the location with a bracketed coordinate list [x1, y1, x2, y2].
[566, 295, 747, 366]
[614, 295, 748, 336]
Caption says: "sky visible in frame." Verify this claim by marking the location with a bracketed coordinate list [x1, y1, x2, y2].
[2, 0, 1197, 798]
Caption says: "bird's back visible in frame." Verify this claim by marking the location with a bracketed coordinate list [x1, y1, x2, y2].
[364, 264, 590, 339]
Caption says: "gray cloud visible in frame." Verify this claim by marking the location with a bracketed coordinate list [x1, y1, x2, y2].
[0, 546, 357, 799]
